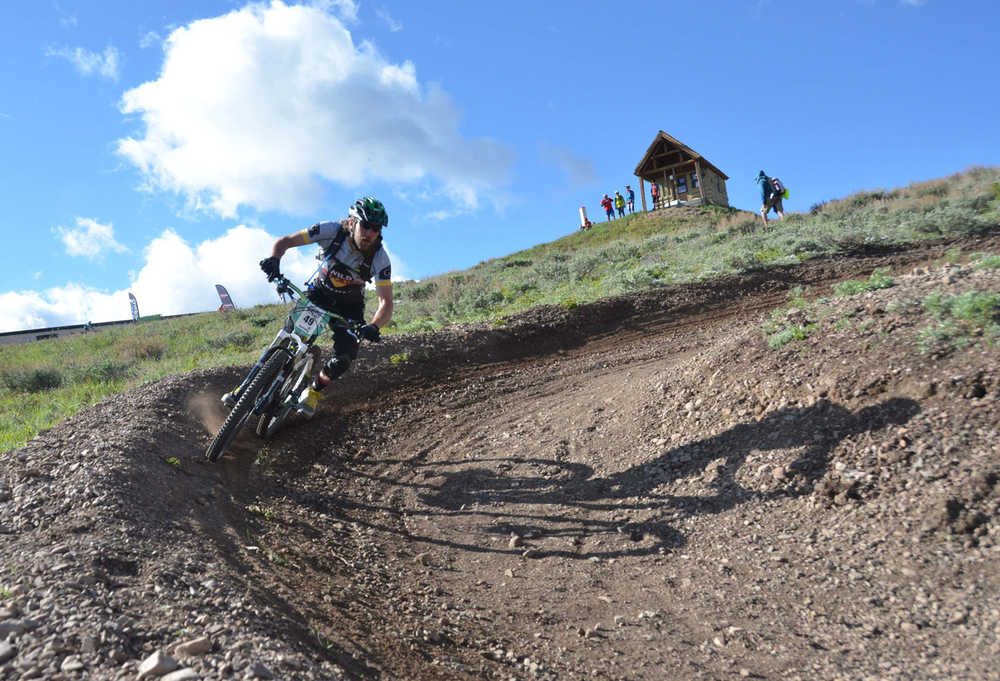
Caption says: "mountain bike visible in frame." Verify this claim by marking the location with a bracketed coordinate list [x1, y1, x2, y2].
[205, 275, 364, 462]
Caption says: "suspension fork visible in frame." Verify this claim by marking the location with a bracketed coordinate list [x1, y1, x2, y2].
[253, 347, 295, 414]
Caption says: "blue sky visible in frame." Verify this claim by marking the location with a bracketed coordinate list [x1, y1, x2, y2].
[1, 0, 998, 332]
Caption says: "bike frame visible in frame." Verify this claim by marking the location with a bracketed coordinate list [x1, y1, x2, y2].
[207, 275, 367, 461]
[232, 278, 355, 417]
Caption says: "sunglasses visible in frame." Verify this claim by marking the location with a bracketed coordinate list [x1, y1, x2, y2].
[358, 220, 382, 233]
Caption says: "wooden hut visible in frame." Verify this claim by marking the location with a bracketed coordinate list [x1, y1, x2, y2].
[634, 131, 729, 211]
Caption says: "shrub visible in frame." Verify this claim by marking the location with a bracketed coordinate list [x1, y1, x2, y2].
[394, 317, 440, 334]
[532, 259, 569, 280]
[119, 336, 167, 361]
[207, 330, 256, 350]
[1, 367, 64, 392]
[505, 281, 538, 297]
[785, 286, 810, 308]
[919, 291, 1000, 356]
[914, 181, 948, 198]
[459, 288, 505, 315]
[767, 325, 811, 349]
[74, 358, 133, 383]
[833, 268, 896, 296]
[753, 248, 784, 264]
[607, 266, 662, 292]
[407, 281, 438, 301]
[973, 254, 1000, 270]
[850, 190, 889, 207]
[909, 203, 992, 237]
[597, 242, 642, 262]
[943, 291, 1000, 326]
[918, 320, 969, 356]
[248, 316, 274, 328]
[569, 253, 603, 281]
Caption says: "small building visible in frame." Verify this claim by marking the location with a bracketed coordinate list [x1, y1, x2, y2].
[634, 131, 729, 211]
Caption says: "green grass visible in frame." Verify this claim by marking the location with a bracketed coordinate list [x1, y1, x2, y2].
[918, 290, 1000, 356]
[832, 268, 896, 297]
[972, 253, 1000, 270]
[767, 324, 813, 349]
[2, 165, 1000, 453]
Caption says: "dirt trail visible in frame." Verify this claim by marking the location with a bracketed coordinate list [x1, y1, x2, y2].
[2, 234, 999, 680]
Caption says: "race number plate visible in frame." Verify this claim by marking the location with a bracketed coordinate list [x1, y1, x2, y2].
[292, 302, 328, 337]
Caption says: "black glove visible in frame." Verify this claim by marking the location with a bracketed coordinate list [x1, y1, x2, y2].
[358, 323, 381, 342]
[259, 256, 281, 281]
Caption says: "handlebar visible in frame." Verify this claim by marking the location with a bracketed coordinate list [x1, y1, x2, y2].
[272, 274, 305, 300]
[270, 274, 368, 334]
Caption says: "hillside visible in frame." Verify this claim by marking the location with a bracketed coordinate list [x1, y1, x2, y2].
[1, 233, 999, 680]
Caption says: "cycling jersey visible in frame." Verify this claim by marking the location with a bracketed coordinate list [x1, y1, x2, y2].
[300, 220, 392, 315]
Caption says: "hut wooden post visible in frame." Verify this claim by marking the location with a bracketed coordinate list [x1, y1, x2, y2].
[694, 159, 706, 206]
[639, 178, 647, 212]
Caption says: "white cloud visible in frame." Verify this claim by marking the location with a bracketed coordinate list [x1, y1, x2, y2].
[0, 286, 107, 332]
[0, 224, 413, 331]
[376, 7, 403, 32]
[309, 0, 359, 22]
[46, 45, 121, 81]
[116, 1, 512, 219]
[55, 2, 78, 28]
[55, 217, 129, 259]
[139, 31, 162, 49]
[539, 143, 597, 188]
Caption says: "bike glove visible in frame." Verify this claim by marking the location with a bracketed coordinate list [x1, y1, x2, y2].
[259, 256, 281, 281]
[359, 324, 381, 342]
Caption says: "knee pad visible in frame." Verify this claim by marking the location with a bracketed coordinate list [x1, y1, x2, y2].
[322, 353, 354, 380]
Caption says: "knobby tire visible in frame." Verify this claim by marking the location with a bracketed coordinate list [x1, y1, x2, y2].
[205, 350, 287, 462]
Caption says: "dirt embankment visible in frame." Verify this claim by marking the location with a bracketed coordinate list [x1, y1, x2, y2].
[2, 234, 1000, 681]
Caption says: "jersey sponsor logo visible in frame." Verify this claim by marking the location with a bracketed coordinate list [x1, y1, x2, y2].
[307, 223, 322, 239]
[378, 265, 391, 281]
[322, 261, 364, 288]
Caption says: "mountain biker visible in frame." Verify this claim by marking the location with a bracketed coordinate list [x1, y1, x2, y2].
[223, 197, 393, 418]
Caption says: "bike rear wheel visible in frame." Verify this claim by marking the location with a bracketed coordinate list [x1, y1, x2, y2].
[257, 349, 316, 439]
[206, 350, 288, 462]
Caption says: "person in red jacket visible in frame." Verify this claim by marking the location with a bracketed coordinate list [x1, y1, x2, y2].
[600, 194, 614, 221]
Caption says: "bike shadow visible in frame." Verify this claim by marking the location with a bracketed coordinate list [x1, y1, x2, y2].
[330, 396, 920, 560]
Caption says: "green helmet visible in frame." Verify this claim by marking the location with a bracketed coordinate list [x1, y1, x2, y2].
[349, 196, 388, 229]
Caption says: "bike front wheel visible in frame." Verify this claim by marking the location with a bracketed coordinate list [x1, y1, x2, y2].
[257, 349, 316, 439]
[206, 350, 288, 462]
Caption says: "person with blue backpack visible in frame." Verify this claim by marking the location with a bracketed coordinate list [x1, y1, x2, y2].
[755, 170, 785, 225]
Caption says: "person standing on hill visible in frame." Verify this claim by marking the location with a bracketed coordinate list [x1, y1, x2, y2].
[626, 185, 635, 214]
[601, 194, 614, 221]
[614, 191, 626, 218]
[650, 182, 659, 209]
[756, 170, 785, 225]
